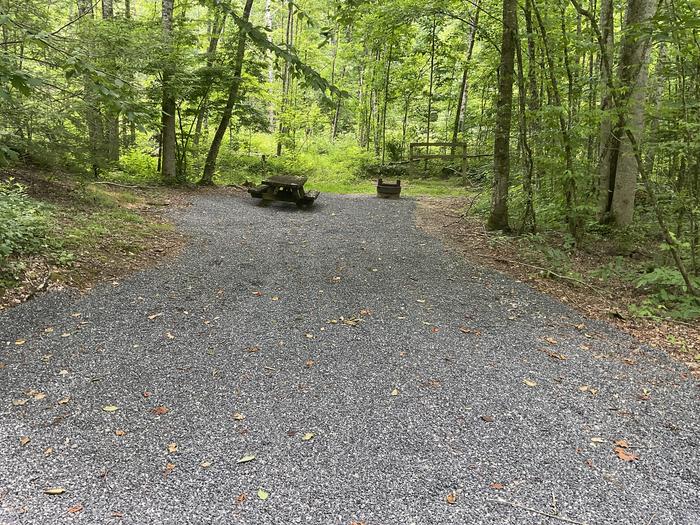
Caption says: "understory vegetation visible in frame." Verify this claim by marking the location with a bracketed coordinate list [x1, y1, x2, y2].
[0, 0, 699, 324]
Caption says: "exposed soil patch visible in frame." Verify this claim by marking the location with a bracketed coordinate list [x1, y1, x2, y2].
[416, 196, 699, 375]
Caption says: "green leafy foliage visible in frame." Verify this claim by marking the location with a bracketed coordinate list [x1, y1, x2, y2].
[0, 180, 51, 262]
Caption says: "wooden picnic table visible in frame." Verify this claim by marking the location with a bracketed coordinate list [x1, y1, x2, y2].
[248, 175, 320, 207]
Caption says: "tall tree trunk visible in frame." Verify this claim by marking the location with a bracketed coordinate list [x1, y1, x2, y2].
[200, 0, 255, 185]
[425, 18, 437, 169]
[597, 0, 615, 220]
[534, 0, 577, 239]
[487, 0, 517, 231]
[276, 1, 293, 156]
[515, 9, 535, 233]
[102, 0, 119, 163]
[265, 0, 275, 131]
[124, 0, 131, 18]
[451, 1, 481, 154]
[194, 10, 226, 147]
[608, 0, 659, 226]
[161, 0, 177, 183]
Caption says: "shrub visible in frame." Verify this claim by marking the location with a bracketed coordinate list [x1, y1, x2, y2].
[0, 179, 51, 267]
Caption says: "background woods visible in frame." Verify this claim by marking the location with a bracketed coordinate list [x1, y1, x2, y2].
[1, 0, 699, 320]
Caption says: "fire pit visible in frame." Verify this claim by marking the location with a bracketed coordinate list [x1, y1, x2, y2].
[376, 179, 401, 199]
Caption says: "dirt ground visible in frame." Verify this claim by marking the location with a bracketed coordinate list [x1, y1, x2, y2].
[416, 196, 699, 377]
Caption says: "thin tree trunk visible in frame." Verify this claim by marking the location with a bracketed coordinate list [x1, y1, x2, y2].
[487, 0, 517, 231]
[451, 2, 480, 155]
[160, 0, 178, 182]
[276, 1, 293, 156]
[200, 0, 255, 185]
[425, 18, 437, 169]
[194, 10, 226, 147]
[381, 43, 393, 164]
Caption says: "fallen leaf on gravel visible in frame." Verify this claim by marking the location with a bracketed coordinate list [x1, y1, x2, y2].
[166, 332, 175, 340]
[591, 437, 605, 444]
[44, 447, 53, 456]
[102, 405, 119, 412]
[164, 462, 175, 477]
[67, 504, 83, 514]
[236, 493, 247, 504]
[32, 392, 46, 400]
[0, 362, 5, 369]
[481, 415, 494, 423]
[15, 339, 26, 345]
[544, 337, 558, 345]
[305, 359, 315, 368]
[614, 447, 639, 462]
[200, 461, 212, 469]
[416, 299, 426, 303]
[20, 436, 30, 446]
[143, 391, 152, 398]
[167, 443, 178, 453]
[575, 323, 585, 331]
[237, 454, 256, 464]
[12, 399, 28, 406]
[252, 291, 263, 296]
[623, 358, 636, 365]
[233, 412, 246, 421]
[61, 333, 71, 338]
[58, 397, 70, 405]
[489, 483, 505, 490]
[391, 388, 400, 396]
[257, 489, 269, 501]
[431, 327, 439, 333]
[523, 379, 537, 387]
[305, 333, 314, 339]
[245, 346, 260, 353]
[302, 432, 315, 441]
[446, 492, 457, 504]
[540, 348, 567, 360]
[458, 326, 481, 335]
[44, 487, 66, 495]
[112, 512, 124, 518]
[152, 406, 169, 415]
[59, 370, 69, 376]
[614, 439, 629, 448]
[115, 430, 126, 437]
[271, 296, 280, 301]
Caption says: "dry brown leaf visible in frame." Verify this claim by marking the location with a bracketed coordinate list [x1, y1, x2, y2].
[200, 461, 212, 469]
[591, 437, 605, 444]
[57, 397, 70, 405]
[523, 379, 537, 387]
[614, 447, 639, 462]
[445, 492, 457, 505]
[167, 442, 178, 453]
[115, 429, 126, 437]
[481, 415, 495, 423]
[152, 406, 170, 416]
[614, 439, 629, 449]
[44, 487, 66, 495]
[142, 391, 152, 398]
[15, 339, 26, 345]
[67, 504, 83, 514]
[164, 462, 175, 477]
[544, 337, 558, 345]
[245, 346, 260, 353]
[489, 483, 505, 490]
[305, 359, 315, 368]
[233, 412, 246, 421]
[391, 388, 400, 396]
[235, 493, 247, 505]
[252, 291, 263, 297]
[12, 399, 28, 406]
[44, 447, 53, 456]
[20, 436, 31, 446]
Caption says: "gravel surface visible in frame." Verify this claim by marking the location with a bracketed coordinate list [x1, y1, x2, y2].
[1, 193, 698, 525]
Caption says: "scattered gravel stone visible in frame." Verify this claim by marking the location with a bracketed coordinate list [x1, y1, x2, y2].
[0, 193, 698, 524]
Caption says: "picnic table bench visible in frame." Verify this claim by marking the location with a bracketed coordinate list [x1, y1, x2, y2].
[248, 175, 320, 207]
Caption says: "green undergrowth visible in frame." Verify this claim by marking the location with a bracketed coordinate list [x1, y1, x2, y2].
[0, 170, 173, 295]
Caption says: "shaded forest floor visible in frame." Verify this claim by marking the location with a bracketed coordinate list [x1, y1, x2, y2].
[0, 168, 187, 310]
[416, 197, 700, 376]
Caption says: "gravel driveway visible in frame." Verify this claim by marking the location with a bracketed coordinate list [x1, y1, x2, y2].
[1, 193, 698, 525]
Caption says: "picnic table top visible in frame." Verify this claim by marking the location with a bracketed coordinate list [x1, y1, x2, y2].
[262, 175, 308, 188]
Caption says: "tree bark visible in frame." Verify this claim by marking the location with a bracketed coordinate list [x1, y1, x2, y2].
[161, 0, 178, 183]
[200, 0, 255, 185]
[194, 10, 226, 147]
[597, 0, 615, 220]
[608, 0, 659, 226]
[276, 1, 293, 156]
[487, 0, 517, 231]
